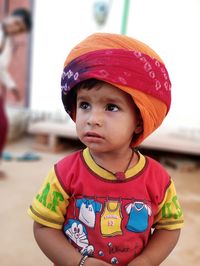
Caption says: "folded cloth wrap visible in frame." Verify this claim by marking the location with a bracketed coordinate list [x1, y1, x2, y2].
[61, 33, 171, 147]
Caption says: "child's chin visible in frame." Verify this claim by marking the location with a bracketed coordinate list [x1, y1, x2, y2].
[87, 145, 106, 153]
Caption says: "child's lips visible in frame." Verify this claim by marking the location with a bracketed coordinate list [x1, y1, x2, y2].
[85, 132, 103, 138]
[84, 131, 104, 141]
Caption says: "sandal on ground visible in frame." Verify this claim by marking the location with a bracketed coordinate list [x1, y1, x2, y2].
[2, 152, 13, 161]
[16, 152, 41, 161]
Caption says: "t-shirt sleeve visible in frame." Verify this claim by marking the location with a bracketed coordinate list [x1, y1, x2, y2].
[27, 167, 70, 229]
[153, 179, 184, 230]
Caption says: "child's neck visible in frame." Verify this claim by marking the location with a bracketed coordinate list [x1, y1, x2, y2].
[89, 148, 138, 180]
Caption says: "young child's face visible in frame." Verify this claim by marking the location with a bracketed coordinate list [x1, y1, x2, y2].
[4, 16, 27, 35]
[76, 82, 142, 154]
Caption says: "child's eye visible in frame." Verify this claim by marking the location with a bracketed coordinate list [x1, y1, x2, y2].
[106, 104, 119, 112]
[79, 102, 90, 110]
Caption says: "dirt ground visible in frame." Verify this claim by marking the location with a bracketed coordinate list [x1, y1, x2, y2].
[0, 136, 199, 266]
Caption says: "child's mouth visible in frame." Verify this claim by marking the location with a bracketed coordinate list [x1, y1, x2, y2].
[86, 132, 101, 137]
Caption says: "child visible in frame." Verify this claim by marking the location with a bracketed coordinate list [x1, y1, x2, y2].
[28, 33, 184, 266]
[0, 8, 32, 99]
[0, 8, 32, 170]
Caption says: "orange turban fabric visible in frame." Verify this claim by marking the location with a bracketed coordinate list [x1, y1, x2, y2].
[61, 33, 171, 147]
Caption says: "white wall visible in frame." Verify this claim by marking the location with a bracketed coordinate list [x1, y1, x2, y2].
[30, 0, 200, 126]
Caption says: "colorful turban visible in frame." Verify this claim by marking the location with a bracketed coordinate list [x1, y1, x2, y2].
[61, 33, 171, 147]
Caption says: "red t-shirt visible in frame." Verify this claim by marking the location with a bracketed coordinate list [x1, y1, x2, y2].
[28, 148, 184, 265]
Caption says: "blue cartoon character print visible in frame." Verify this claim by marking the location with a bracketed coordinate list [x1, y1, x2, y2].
[125, 201, 152, 232]
[64, 219, 94, 255]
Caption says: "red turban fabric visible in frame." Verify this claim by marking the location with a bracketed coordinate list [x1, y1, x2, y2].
[61, 33, 171, 147]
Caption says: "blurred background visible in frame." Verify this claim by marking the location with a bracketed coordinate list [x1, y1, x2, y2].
[0, 0, 199, 265]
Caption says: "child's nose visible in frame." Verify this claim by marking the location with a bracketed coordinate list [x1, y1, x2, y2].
[87, 109, 103, 126]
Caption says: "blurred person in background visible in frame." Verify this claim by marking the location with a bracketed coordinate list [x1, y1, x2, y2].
[0, 8, 32, 176]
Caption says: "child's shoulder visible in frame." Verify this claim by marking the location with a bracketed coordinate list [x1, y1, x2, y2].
[145, 154, 164, 168]
[56, 149, 83, 166]
[144, 154, 169, 176]
[142, 154, 171, 198]
[54, 149, 84, 192]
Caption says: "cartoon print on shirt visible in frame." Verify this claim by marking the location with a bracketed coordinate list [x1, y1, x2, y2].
[100, 200, 123, 236]
[64, 219, 94, 255]
[76, 198, 102, 228]
[125, 201, 152, 233]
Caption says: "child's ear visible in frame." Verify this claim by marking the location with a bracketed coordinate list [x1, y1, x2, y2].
[135, 118, 143, 134]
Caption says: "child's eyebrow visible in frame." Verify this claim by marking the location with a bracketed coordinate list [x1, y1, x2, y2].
[76, 95, 89, 101]
[77, 92, 126, 105]
[101, 96, 124, 104]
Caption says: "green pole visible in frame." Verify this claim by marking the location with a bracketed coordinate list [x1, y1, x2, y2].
[121, 0, 130, 35]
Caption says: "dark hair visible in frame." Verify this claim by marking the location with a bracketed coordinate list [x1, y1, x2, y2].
[74, 78, 104, 91]
[12, 8, 32, 31]
[62, 79, 105, 115]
